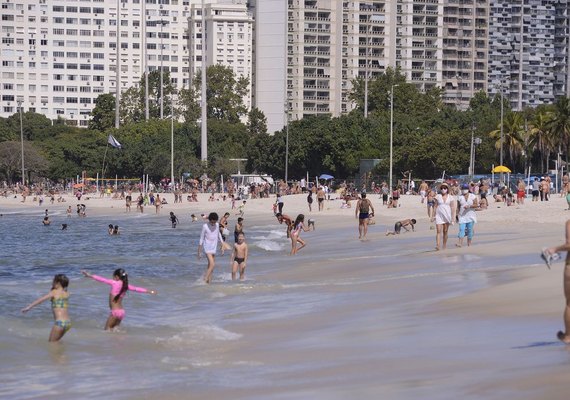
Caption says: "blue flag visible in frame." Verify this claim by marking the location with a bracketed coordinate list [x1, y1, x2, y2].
[108, 134, 122, 149]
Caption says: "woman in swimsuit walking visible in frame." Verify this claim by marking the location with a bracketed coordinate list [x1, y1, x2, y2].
[355, 192, 374, 240]
[22, 274, 71, 342]
[82, 269, 156, 330]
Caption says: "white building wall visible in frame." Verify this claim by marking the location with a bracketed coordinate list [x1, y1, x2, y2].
[250, 0, 287, 134]
[0, 0, 252, 126]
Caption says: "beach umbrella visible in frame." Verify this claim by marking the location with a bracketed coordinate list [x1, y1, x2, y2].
[319, 174, 334, 180]
[492, 165, 511, 173]
[73, 183, 84, 188]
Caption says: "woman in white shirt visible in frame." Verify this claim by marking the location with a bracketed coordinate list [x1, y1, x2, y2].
[432, 183, 456, 251]
[198, 212, 227, 284]
[456, 183, 478, 247]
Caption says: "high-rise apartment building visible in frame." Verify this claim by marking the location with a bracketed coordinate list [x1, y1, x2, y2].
[188, 1, 253, 111]
[487, 0, 568, 110]
[0, 0, 252, 126]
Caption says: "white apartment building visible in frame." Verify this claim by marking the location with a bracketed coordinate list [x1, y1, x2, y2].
[488, 0, 568, 110]
[254, 0, 489, 131]
[188, 1, 253, 111]
[0, 0, 252, 126]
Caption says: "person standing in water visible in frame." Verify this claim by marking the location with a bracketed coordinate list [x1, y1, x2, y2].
[21, 274, 71, 342]
[230, 232, 249, 280]
[355, 192, 374, 240]
[169, 211, 179, 228]
[198, 212, 228, 284]
[82, 269, 156, 331]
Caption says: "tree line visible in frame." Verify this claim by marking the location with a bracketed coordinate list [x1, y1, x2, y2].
[0, 66, 568, 185]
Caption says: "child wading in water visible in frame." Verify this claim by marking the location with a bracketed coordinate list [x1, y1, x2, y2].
[198, 212, 228, 284]
[230, 232, 249, 280]
[290, 214, 311, 255]
[21, 274, 71, 342]
[82, 269, 156, 331]
[169, 211, 179, 228]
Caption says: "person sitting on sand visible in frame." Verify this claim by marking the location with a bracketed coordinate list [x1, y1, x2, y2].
[386, 219, 416, 236]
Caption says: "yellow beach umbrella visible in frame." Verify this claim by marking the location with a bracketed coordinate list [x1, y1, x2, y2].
[492, 165, 511, 173]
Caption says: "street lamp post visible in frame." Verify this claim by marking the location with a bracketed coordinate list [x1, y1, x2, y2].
[158, 20, 169, 119]
[18, 100, 25, 185]
[170, 92, 175, 189]
[389, 84, 399, 191]
[285, 99, 290, 184]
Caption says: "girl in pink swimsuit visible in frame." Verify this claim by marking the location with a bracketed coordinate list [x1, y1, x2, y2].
[82, 269, 156, 331]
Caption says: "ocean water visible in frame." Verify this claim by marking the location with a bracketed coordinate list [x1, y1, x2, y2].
[0, 208, 564, 399]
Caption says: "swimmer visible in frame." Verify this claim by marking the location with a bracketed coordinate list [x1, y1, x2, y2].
[307, 218, 316, 230]
[42, 216, 50, 226]
[112, 225, 119, 235]
[230, 232, 249, 280]
[386, 219, 416, 236]
[21, 274, 71, 342]
[61, 224, 68, 231]
[108, 224, 114, 235]
[82, 269, 156, 331]
[191, 214, 198, 222]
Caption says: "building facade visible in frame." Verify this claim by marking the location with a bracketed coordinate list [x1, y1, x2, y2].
[0, 0, 252, 126]
[487, 0, 569, 110]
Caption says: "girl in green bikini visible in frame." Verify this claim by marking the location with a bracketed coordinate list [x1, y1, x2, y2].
[22, 274, 71, 342]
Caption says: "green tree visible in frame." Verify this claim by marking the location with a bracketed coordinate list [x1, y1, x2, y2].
[0, 141, 49, 183]
[548, 96, 570, 159]
[192, 65, 249, 123]
[119, 70, 175, 123]
[489, 112, 525, 170]
[528, 108, 554, 173]
[89, 93, 116, 132]
[247, 107, 268, 136]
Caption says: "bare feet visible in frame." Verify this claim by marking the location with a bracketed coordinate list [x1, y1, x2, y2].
[557, 331, 570, 344]
[455, 243, 462, 248]
[435, 246, 440, 251]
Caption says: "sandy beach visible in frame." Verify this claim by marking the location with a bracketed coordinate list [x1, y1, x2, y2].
[1, 190, 569, 399]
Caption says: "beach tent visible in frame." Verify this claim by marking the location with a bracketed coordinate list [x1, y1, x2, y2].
[319, 174, 334, 180]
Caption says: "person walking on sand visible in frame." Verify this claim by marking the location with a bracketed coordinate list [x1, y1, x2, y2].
[82, 269, 156, 330]
[355, 192, 374, 240]
[21, 274, 71, 342]
[230, 232, 249, 280]
[290, 214, 310, 255]
[432, 183, 456, 251]
[516, 179, 526, 205]
[198, 212, 228, 284]
[317, 187, 326, 211]
[307, 191, 313, 212]
[542, 220, 570, 343]
[386, 219, 416, 236]
[456, 183, 478, 247]
[419, 181, 428, 203]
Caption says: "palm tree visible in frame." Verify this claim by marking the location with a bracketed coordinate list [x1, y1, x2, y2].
[528, 109, 555, 173]
[547, 96, 570, 162]
[489, 111, 525, 170]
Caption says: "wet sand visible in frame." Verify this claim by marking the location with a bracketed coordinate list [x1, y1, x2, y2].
[2, 191, 570, 399]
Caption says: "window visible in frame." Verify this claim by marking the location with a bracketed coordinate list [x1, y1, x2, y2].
[67, 87, 78, 93]
[53, 51, 65, 57]
[80, 86, 91, 92]
[2, 14, 14, 21]
[54, 63, 64, 69]
[3, 84, 13, 90]
[41, 39, 48, 46]
[66, 97, 78, 104]
[80, 64, 91, 70]
[53, 29, 65, 35]
[80, 97, 91, 104]
[2, 95, 15, 101]
[94, 64, 104, 70]
[53, 6, 64, 12]
[53, 85, 65, 92]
